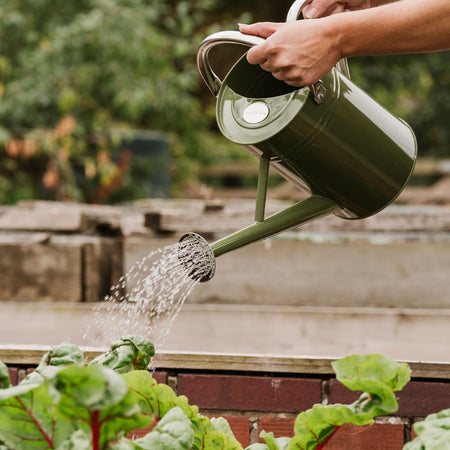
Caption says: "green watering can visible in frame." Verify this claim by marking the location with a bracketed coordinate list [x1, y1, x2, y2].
[179, 0, 417, 282]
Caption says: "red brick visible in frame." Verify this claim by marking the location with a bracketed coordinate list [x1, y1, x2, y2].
[177, 374, 321, 413]
[211, 415, 250, 448]
[258, 417, 296, 441]
[396, 381, 450, 417]
[151, 370, 168, 385]
[324, 423, 404, 449]
[328, 378, 360, 405]
[8, 367, 18, 386]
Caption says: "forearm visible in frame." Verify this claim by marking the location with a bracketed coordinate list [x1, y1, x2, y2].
[333, 0, 450, 57]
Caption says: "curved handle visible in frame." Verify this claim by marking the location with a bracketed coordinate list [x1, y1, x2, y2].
[286, 0, 312, 22]
[197, 0, 350, 97]
[197, 31, 265, 96]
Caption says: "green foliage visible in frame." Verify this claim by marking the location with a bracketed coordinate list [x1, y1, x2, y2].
[0, 0, 447, 204]
[90, 335, 155, 373]
[131, 407, 194, 450]
[403, 408, 450, 450]
[0, 0, 230, 203]
[350, 52, 450, 158]
[247, 354, 411, 450]
[123, 370, 243, 450]
[0, 335, 242, 450]
[0, 339, 436, 450]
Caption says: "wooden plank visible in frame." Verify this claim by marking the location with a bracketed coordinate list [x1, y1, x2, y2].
[144, 202, 450, 234]
[1, 347, 450, 380]
[0, 200, 85, 231]
[0, 238, 82, 302]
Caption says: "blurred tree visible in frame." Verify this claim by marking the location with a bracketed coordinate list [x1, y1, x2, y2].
[0, 0, 448, 203]
[0, 0, 236, 203]
[350, 52, 449, 158]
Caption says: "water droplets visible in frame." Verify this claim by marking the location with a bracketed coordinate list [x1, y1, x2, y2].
[82, 237, 215, 352]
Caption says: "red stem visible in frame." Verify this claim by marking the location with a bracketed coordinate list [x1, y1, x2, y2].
[15, 396, 54, 448]
[91, 410, 100, 450]
[317, 426, 341, 450]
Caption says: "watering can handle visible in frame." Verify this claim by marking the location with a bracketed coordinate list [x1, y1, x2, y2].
[197, 0, 350, 97]
[197, 31, 264, 96]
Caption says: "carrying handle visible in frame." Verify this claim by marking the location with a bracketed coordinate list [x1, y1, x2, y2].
[197, 31, 265, 97]
[197, 0, 350, 98]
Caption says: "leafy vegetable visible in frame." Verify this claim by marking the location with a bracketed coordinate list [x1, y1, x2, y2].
[39, 342, 84, 368]
[131, 407, 194, 450]
[54, 365, 152, 449]
[123, 370, 243, 450]
[247, 354, 411, 450]
[403, 408, 450, 450]
[258, 432, 291, 450]
[0, 362, 10, 389]
[0, 337, 155, 450]
[0, 341, 414, 450]
[90, 335, 155, 373]
[0, 336, 241, 450]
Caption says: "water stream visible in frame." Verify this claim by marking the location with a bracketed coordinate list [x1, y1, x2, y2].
[82, 238, 212, 352]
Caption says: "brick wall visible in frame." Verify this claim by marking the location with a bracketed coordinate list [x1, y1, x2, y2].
[147, 371, 413, 448]
[4, 352, 450, 449]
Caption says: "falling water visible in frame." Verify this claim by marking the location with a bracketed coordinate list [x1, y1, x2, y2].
[82, 236, 215, 352]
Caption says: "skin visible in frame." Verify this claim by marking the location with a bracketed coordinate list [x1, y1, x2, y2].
[239, 0, 450, 86]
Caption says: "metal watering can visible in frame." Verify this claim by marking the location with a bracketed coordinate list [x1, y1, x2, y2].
[179, 0, 417, 282]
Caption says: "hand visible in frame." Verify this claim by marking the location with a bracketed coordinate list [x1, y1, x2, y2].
[303, 0, 372, 18]
[239, 19, 342, 87]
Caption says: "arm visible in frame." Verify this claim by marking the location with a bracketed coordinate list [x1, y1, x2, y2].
[239, 0, 450, 86]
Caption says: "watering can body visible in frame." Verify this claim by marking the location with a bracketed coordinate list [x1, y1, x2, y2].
[180, 0, 417, 281]
[204, 39, 417, 220]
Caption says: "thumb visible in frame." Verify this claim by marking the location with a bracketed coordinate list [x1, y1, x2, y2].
[303, 0, 339, 18]
[238, 22, 281, 39]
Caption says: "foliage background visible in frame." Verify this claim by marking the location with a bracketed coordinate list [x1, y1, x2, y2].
[0, 0, 448, 204]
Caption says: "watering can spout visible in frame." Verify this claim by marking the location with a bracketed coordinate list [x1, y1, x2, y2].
[178, 232, 216, 283]
[179, 195, 339, 283]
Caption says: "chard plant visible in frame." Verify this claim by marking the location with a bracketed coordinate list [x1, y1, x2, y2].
[0, 336, 441, 449]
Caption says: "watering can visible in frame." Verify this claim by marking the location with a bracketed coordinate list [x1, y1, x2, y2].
[179, 0, 417, 282]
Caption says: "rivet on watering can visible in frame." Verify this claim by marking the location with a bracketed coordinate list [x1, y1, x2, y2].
[311, 81, 326, 104]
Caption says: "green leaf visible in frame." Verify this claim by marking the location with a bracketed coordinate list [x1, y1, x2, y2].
[0, 443, 13, 450]
[56, 364, 128, 410]
[210, 417, 235, 437]
[132, 407, 194, 450]
[0, 379, 73, 449]
[283, 354, 410, 450]
[38, 342, 84, 368]
[123, 370, 243, 450]
[260, 431, 291, 450]
[0, 361, 10, 389]
[403, 408, 450, 450]
[59, 429, 92, 450]
[54, 365, 152, 449]
[333, 353, 411, 391]
[333, 353, 411, 416]
[90, 335, 155, 373]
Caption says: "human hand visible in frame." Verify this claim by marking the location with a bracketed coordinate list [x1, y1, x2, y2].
[239, 19, 341, 86]
[303, 0, 372, 18]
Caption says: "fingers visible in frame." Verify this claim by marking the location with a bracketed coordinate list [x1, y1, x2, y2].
[238, 22, 281, 39]
[239, 22, 283, 65]
[303, 0, 343, 18]
[246, 44, 267, 65]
